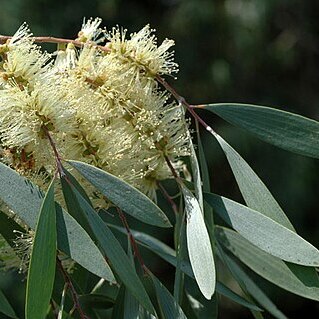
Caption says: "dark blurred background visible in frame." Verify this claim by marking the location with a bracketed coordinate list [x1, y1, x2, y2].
[0, 0, 319, 318]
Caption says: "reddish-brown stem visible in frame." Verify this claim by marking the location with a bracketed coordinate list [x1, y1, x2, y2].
[164, 155, 180, 182]
[156, 75, 216, 135]
[0, 35, 110, 52]
[116, 207, 146, 272]
[157, 182, 179, 215]
[56, 259, 88, 319]
[44, 128, 65, 177]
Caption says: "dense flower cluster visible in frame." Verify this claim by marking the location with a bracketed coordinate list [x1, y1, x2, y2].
[0, 18, 191, 202]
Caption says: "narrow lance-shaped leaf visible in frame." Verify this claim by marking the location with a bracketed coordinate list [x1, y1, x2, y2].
[66, 183, 155, 314]
[201, 103, 319, 159]
[0, 289, 17, 319]
[149, 271, 188, 319]
[217, 246, 287, 319]
[0, 163, 116, 282]
[189, 134, 204, 211]
[109, 224, 262, 311]
[216, 226, 319, 301]
[0, 210, 25, 248]
[26, 179, 57, 319]
[205, 193, 319, 267]
[68, 160, 171, 228]
[182, 185, 216, 299]
[213, 133, 295, 231]
[210, 134, 319, 284]
[124, 239, 140, 319]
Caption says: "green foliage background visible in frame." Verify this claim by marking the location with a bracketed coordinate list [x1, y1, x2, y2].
[0, 0, 318, 317]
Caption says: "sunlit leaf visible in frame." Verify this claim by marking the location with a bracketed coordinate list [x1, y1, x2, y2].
[25, 179, 57, 319]
[0, 162, 116, 283]
[182, 185, 215, 299]
[212, 134, 294, 231]
[201, 103, 319, 158]
[68, 160, 171, 228]
[205, 193, 319, 266]
[216, 226, 319, 301]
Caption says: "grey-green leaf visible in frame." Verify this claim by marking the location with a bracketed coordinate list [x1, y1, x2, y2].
[70, 186, 155, 314]
[0, 289, 17, 319]
[203, 103, 319, 158]
[216, 282, 262, 311]
[182, 185, 216, 299]
[150, 272, 188, 319]
[25, 179, 57, 319]
[213, 134, 294, 231]
[0, 162, 115, 283]
[68, 160, 171, 228]
[218, 246, 287, 319]
[206, 193, 319, 266]
[216, 226, 319, 301]
[109, 224, 261, 311]
[189, 136, 204, 211]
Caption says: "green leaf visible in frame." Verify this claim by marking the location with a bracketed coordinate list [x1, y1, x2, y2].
[174, 211, 186, 303]
[0, 210, 25, 248]
[0, 162, 116, 283]
[216, 226, 319, 301]
[202, 103, 319, 158]
[218, 246, 287, 319]
[26, 179, 57, 319]
[79, 294, 114, 309]
[205, 193, 319, 266]
[182, 185, 216, 299]
[109, 224, 261, 311]
[212, 134, 294, 231]
[185, 277, 219, 319]
[68, 160, 171, 228]
[0, 289, 17, 319]
[123, 239, 140, 319]
[149, 272, 188, 319]
[67, 184, 155, 314]
[216, 282, 262, 311]
[112, 285, 125, 319]
[189, 136, 204, 210]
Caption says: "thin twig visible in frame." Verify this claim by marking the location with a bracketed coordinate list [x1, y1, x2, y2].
[116, 207, 147, 272]
[56, 258, 88, 319]
[44, 127, 65, 177]
[0, 35, 110, 52]
[157, 181, 179, 215]
[156, 75, 217, 135]
[164, 155, 181, 182]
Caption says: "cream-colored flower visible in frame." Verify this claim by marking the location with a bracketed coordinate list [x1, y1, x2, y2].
[0, 18, 191, 201]
[0, 23, 51, 87]
[77, 17, 104, 43]
[106, 24, 178, 77]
